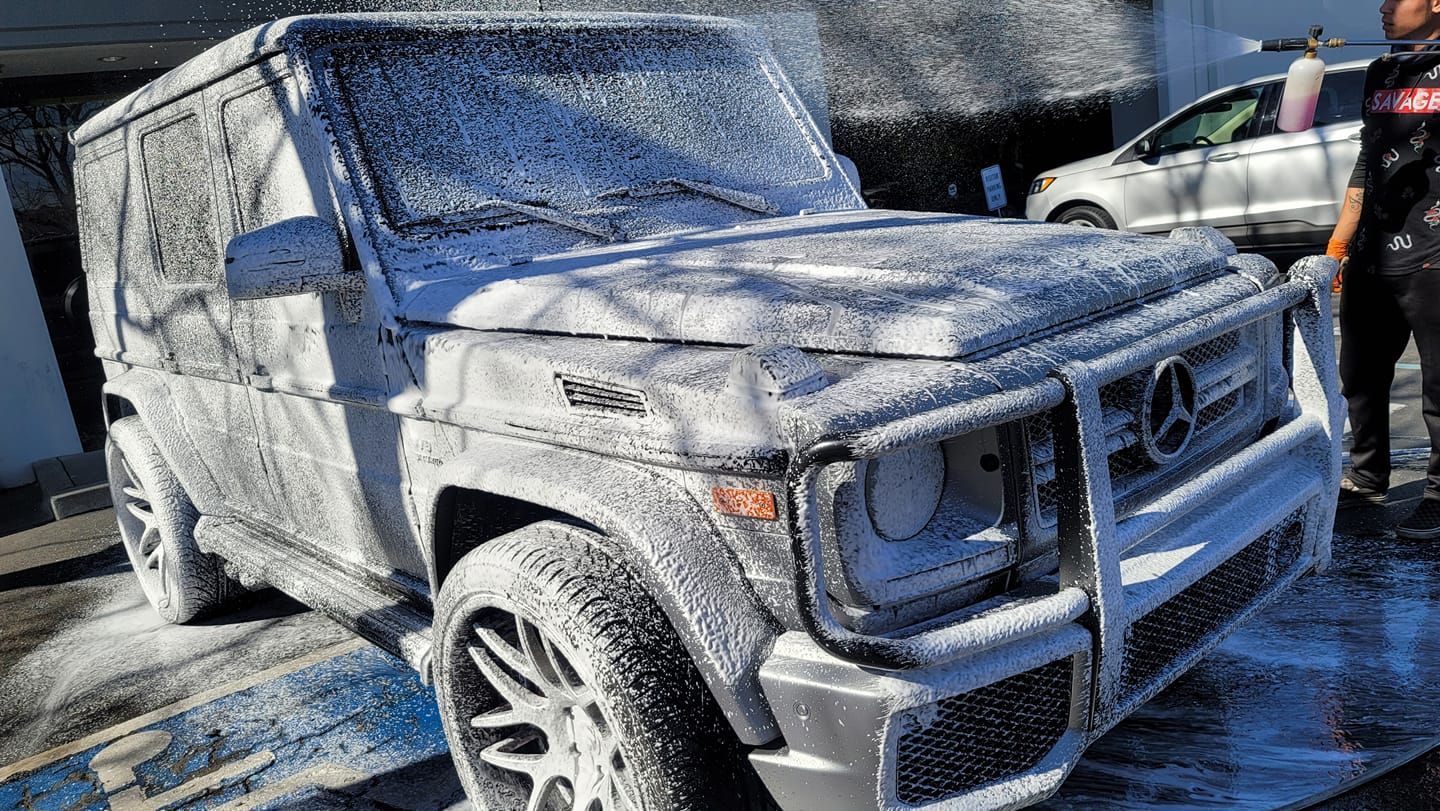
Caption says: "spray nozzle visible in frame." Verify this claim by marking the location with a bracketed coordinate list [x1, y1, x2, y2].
[1261, 25, 1347, 53]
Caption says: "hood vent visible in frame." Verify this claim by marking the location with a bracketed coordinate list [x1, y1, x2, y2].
[558, 375, 649, 417]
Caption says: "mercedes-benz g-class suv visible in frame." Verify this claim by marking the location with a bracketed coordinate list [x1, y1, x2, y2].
[73, 12, 1342, 810]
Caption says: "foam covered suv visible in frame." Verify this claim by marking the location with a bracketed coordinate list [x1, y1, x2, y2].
[74, 12, 1343, 810]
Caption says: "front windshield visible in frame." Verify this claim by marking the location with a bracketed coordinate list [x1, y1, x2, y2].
[324, 26, 829, 233]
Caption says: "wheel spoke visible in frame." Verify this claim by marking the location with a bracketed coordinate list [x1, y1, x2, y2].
[467, 644, 545, 711]
[571, 773, 603, 811]
[475, 624, 548, 694]
[479, 732, 547, 776]
[121, 484, 146, 501]
[526, 773, 565, 811]
[470, 705, 528, 730]
[601, 740, 639, 811]
[139, 524, 161, 555]
[520, 618, 569, 694]
[119, 456, 141, 489]
[124, 501, 154, 525]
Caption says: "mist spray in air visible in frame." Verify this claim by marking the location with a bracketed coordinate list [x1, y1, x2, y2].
[1278, 50, 1325, 132]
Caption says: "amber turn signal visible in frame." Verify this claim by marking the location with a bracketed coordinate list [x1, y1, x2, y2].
[711, 486, 778, 520]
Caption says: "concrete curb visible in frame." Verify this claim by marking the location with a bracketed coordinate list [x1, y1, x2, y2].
[31, 450, 109, 521]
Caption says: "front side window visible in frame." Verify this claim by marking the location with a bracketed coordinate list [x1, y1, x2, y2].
[1154, 87, 1264, 154]
[221, 77, 328, 232]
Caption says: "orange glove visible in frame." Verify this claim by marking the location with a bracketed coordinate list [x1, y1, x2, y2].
[1326, 238, 1349, 293]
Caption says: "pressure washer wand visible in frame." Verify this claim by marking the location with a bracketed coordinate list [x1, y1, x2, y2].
[1261, 37, 1440, 51]
[1260, 24, 1440, 52]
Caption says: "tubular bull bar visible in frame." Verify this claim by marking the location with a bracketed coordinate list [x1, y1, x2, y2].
[755, 257, 1342, 809]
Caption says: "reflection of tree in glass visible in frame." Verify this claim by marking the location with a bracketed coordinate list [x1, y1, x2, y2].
[0, 100, 106, 244]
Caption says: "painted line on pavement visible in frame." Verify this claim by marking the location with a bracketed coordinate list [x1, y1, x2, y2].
[1398, 363, 1422, 370]
[0, 638, 366, 783]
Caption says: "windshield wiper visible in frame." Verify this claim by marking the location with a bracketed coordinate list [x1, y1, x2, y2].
[597, 177, 779, 215]
[409, 199, 619, 242]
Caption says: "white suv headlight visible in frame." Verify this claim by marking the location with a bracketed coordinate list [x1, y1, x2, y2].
[865, 444, 946, 540]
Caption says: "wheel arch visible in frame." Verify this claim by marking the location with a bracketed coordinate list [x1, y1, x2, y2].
[1046, 196, 1118, 225]
[424, 441, 782, 744]
[102, 369, 226, 515]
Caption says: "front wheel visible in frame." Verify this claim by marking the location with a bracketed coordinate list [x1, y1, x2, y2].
[1056, 204, 1117, 229]
[434, 521, 768, 810]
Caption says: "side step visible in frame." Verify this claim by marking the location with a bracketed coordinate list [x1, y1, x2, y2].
[194, 516, 435, 679]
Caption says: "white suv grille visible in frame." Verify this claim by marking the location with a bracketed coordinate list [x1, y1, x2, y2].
[1028, 327, 1262, 521]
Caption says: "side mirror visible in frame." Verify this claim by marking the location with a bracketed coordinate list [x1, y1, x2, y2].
[225, 216, 363, 303]
[1136, 137, 1157, 158]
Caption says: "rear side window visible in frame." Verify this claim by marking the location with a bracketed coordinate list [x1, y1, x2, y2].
[1313, 70, 1366, 127]
[141, 114, 220, 283]
[77, 144, 127, 281]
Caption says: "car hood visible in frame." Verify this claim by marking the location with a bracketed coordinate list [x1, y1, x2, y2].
[1039, 147, 1125, 180]
[396, 209, 1233, 360]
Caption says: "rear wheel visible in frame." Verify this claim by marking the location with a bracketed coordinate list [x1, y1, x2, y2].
[434, 521, 768, 810]
[1056, 204, 1117, 229]
[106, 416, 238, 623]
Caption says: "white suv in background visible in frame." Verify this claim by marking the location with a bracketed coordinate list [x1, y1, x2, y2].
[1027, 60, 1368, 252]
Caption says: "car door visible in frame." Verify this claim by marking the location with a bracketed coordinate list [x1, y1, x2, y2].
[209, 62, 425, 579]
[1122, 84, 1265, 240]
[1244, 69, 1366, 250]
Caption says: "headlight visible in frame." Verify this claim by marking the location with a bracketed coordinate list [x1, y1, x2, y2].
[820, 430, 1010, 617]
[1030, 177, 1056, 195]
[865, 444, 946, 540]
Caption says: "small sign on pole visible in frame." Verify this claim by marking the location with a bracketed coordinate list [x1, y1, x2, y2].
[981, 164, 1007, 213]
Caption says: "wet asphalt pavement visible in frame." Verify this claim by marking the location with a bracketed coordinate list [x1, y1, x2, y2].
[2, 301, 1438, 809]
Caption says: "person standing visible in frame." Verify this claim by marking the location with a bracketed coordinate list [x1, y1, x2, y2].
[1328, 0, 1440, 537]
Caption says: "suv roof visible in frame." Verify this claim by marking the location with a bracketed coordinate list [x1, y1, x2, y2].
[71, 11, 747, 148]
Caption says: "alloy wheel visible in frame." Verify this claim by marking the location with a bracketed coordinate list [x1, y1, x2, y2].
[114, 452, 170, 609]
[466, 608, 638, 811]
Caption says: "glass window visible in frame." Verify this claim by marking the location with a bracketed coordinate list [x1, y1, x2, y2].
[1154, 87, 1264, 154]
[326, 29, 828, 231]
[1313, 69, 1366, 127]
[141, 114, 219, 283]
[221, 78, 327, 232]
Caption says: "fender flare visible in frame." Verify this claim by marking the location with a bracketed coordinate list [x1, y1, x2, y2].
[427, 440, 782, 744]
[103, 368, 226, 514]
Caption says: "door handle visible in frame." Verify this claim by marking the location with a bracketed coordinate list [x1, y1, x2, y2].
[1207, 152, 1241, 163]
[1349, 132, 1363, 143]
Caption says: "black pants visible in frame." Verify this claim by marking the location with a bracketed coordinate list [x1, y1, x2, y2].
[1339, 267, 1440, 498]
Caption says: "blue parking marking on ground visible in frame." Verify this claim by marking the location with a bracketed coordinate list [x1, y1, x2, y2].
[0, 646, 452, 810]
[1398, 363, 1423, 370]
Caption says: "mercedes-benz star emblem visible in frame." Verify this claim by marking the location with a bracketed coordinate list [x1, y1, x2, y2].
[1139, 356, 1198, 464]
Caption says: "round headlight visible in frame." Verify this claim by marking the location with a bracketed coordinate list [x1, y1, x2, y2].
[864, 444, 946, 540]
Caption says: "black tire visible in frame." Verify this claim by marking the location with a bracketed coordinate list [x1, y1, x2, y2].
[106, 415, 239, 624]
[1056, 204, 1117, 229]
[434, 521, 768, 811]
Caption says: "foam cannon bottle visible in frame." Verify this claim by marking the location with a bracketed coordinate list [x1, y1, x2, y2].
[1263, 24, 1440, 132]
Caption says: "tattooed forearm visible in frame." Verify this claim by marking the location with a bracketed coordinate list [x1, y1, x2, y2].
[1347, 190, 1364, 212]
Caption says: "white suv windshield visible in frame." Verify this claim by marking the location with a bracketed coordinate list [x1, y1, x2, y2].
[325, 28, 827, 232]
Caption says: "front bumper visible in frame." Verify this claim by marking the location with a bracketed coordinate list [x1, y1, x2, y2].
[751, 257, 1342, 810]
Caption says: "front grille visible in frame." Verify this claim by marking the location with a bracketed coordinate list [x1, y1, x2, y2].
[558, 375, 649, 417]
[894, 658, 1073, 805]
[1029, 327, 1261, 520]
[1119, 510, 1305, 700]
